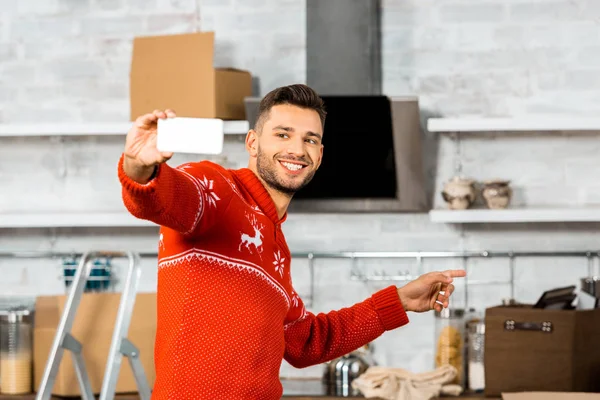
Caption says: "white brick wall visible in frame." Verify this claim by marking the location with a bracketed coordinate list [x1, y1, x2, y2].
[1, 0, 600, 380]
[0, 0, 306, 122]
[3, 0, 600, 119]
[383, 0, 600, 116]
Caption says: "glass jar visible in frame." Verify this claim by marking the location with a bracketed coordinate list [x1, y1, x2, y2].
[467, 320, 485, 392]
[0, 308, 33, 394]
[434, 308, 465, 387]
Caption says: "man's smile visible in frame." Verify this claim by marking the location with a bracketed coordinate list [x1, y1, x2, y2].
[278, 159, 308, 175]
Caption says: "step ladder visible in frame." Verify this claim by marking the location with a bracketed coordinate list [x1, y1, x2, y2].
[36, 251, 152, 400]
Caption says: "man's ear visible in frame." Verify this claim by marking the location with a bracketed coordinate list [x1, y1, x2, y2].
[246, 129, 259, 157]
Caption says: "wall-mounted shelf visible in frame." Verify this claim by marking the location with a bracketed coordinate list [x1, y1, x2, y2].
[429, 207, 600, 223]
[427, 117, 600, 133]
[0, 121, 249, 137]
[0, 212, 158, 228]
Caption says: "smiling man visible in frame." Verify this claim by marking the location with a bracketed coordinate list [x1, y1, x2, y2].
[118, 84, 466, 399]
[249, 90, 324, 215]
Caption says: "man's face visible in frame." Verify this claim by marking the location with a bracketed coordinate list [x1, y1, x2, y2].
[250, 104, 324, 196]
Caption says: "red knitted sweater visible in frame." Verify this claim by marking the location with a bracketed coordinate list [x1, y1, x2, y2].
[118, 155, 409, 399]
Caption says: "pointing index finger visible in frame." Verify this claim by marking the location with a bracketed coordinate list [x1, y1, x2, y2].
[443, 269, 467, 279]
[422, 272, 453, 285]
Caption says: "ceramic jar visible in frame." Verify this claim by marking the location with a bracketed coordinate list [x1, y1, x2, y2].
[442, 177, 476, 210]
[482, 180, 512, 209]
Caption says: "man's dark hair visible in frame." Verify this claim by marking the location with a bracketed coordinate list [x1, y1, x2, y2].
[254, 84, 326, 132]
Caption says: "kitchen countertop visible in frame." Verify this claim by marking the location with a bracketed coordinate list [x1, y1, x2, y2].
[0, 378, 494, 400]
[280, 378, 491, 399]
[0, 394, 491, 400]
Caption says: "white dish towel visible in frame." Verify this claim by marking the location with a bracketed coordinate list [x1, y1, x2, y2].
[351, 364, 463, 400]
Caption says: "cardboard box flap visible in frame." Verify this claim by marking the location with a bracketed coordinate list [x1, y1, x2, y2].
[503, 392, 600, 400]
[215, 67, 252, 74]
[132, 31, 215, 66]
[130, 31, 216, 119]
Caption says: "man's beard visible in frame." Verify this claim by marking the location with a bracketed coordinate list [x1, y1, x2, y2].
[256, 147, 317, 196]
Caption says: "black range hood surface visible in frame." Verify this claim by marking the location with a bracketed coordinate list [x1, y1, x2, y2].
[293, 95, 396, 201]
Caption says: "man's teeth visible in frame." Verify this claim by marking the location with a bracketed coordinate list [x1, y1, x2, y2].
[281, 161, 303, 171]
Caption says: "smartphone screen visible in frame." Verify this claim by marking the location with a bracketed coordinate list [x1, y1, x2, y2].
[157, 117, 224, 155]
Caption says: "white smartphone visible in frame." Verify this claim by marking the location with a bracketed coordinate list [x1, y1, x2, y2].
[157, 117, 224, 154]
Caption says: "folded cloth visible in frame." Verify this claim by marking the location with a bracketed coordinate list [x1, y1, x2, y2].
[350, 364, 463, 400]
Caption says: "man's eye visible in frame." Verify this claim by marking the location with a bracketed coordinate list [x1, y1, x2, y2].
[277, 133, 288, 138]
[306, 139, 317, 144]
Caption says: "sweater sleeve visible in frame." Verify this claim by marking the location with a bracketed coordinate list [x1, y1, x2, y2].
[283, 285, 409, 368]
[118, 154, 231, 235]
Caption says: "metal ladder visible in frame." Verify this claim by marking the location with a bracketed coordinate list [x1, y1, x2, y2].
[36, 251, 152, 400]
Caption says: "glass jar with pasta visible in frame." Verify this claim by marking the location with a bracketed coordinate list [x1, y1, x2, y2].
[434, 308, 466, 388]
[1, 308, 33, 395]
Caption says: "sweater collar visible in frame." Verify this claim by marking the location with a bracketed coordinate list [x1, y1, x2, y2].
[233, 168, 287, 225]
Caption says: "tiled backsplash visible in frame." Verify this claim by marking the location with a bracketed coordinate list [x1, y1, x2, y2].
[2, 212, 598, 377]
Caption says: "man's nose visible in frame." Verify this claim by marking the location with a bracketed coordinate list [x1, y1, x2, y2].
[285, 137, 305, 157]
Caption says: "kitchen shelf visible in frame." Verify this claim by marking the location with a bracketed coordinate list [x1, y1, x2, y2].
[429, 207, 600, 223]
[427, 117, 600, 133]
[0, 120, 250, 137]
[11, 208, 600, 227]
[0, 212, 158, 228]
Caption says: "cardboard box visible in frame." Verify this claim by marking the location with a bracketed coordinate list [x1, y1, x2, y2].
[485, 305, 600, 397]
[130, 31, 252, 121]
[502, 392, 600, 400]
[33, 292, 156, 396]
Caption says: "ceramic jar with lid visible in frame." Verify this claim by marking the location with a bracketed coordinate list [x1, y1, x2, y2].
[441, 177, 476, 210]
[482, 180, 512, 209]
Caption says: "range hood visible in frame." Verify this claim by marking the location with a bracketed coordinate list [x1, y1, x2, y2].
[289, 96, 427, 212]
[247, 0, 428, 212]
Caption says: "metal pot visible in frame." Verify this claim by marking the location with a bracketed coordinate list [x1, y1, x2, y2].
[323, 349, 373, 397]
